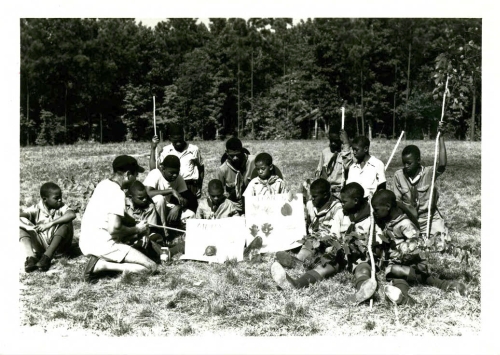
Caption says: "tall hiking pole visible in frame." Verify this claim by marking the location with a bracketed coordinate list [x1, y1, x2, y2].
[341, 107, 345, 187]
[153, 96, 158, 169]
[385, 131, 405, 171]
[354, 195, 377, 305]
[425, 75, 449, 242]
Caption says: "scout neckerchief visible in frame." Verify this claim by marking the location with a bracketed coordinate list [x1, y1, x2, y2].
[256, 175, 280, 194]
[37, 200, 57, 221]
[326, 152, 339, 176]
[309, 196, 338, 232]
[346, 201, 371, 235]
[225, 154, 248, 199]
[405, 165, 424, 208]
[208, 196, 225, 219]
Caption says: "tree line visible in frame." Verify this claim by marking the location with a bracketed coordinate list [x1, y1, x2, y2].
[20, 18, 481, 145]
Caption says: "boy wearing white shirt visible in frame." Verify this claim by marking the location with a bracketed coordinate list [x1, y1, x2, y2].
[346, 136, 386, 197]
[150, 124, 204, 199]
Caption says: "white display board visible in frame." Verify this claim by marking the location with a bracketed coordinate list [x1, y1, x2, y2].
[244, 193, 306, 253]
[180, 217, 247, 263]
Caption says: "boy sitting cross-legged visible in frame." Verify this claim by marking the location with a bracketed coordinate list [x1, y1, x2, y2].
[271, 183, 378, 299]
[195, 179, 240, 219]
[143, 155, 196, 232]
[243, 152, 288, 197]
[392, 121, 448, 238]
[79, 155, 157, 283]
[275, 178, 341, 268]
[19, 182, 76, 272]
[371, 190, 466, 305]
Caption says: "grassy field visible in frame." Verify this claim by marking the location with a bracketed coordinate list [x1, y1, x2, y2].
[18, 138, 481, 336]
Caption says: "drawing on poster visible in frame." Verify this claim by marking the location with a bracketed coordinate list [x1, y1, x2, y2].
[180, 217, 246, 263]
[245, 193, 306, 253]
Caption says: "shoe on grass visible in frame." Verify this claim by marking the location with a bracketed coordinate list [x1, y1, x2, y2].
[354, 278, 378, 304]
[270, 262, 294, 290]
[83, 255, 100, 284]
[25, 256, 38, 273]
[36, 254, 52, 272]
[383, 285, 416, 306]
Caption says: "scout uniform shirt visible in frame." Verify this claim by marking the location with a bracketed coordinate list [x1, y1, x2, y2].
[21, 200, 74, 249]
[195, 197, 239, 219]
[317, 145, 353, 191]
[217, 154, 256, 209]
[392, 165, 446, 235]
[243, 176, 288, 197]
[305, 196, 342, 235]
[346, 155, 386, 198]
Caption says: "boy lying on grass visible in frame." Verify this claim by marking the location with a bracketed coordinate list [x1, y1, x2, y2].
[20, 182, 76, 272]
[79, 155, 157, 283]
[275, 178, 342, 267]
[372, 190, 466, 305]
[392, 121, 448, 239]
[196, 179, 240, 219]
[143, 155, 196, 235]
[243, 152, 288, 197]
[271, 183, 379, 303]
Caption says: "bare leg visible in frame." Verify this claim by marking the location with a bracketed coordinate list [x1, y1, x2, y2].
[93, 247, 157, 274]
[152, 195, 168, 227]
[19, 236, 36, 258]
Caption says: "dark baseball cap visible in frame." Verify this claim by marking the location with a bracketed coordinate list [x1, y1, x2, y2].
[112, 155, 145, 173]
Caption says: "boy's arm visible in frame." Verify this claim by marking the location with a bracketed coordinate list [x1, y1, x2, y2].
[108, 213, 148, 243]
[437, 121, 447, 175]
[35, 209, 77, 232]
[149, 136, 160, 170]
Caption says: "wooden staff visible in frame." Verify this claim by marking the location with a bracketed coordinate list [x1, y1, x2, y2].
[341, 107, 345, 186]
[367, 196, 376, 309]
[153, 96, 158, 169]
[148, 223, 185, 234]
[425, 75, 449, 241]
[385, 131, 405, 171]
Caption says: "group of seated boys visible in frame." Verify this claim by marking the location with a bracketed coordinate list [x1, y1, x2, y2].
[19, 122, 466, 305]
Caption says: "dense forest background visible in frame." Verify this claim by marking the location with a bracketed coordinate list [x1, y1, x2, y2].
[20, 18, 481, 145]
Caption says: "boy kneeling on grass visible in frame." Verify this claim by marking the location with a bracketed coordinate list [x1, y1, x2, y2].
[20, 182, 76, 272]
[271, 183, 379, 303]
[196, 179, 240, 219]
[79, 155, 157, 283]
[372, 189, 466, 305]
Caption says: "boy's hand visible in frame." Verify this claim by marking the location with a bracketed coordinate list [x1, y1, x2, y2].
[35, 221, 53, 233]
[172, 190, 187, 207]
[136, 220, 149, 236]
[167, 205, 182, 223]
[151, 135, 160, 149]
[437, 121, 445, 134]
[339, 130, 349, 144]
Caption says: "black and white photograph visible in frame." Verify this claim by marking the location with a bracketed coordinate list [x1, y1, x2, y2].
[4, 1, 499, 353]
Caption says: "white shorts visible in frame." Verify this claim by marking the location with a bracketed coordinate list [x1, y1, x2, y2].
[79, 228, 131, 263]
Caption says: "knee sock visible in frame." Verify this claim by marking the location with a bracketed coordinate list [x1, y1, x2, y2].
[45, 234, 63, 258]
[355, 274, 370, 290]
[294, 270, 323, 289]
